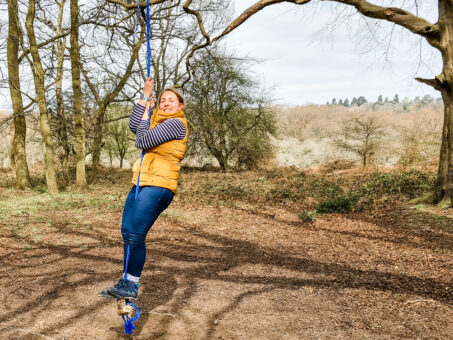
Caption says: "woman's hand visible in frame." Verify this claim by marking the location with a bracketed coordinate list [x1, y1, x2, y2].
[142, 100, 151, 121]
[143, 76, 154, 97]
[138, 76, 155, 110]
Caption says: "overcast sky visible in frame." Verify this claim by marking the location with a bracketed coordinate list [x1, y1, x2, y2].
[222, 0, 441, 106]
[0, 1, 441, 110]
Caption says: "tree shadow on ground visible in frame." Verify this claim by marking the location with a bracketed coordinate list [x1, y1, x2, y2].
[233, 205, 453, 251]
[1, 208, 452, 339]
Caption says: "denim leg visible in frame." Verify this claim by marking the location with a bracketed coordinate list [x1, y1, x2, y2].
[122, 186, 174, 277]
[121, 186, 137, 272]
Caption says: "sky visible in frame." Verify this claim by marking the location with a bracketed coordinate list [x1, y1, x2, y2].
[0, 0, 441, 110]
[222, 0, 441, 106]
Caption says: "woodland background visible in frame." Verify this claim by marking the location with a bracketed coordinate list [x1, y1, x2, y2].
[0, 1, 452, 339]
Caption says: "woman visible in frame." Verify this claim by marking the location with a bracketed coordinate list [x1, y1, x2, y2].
[102, 77, 188, 300]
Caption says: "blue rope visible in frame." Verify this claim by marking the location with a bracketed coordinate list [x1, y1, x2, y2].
[134, 0, 153, 201]
[122, 301, 142, 335]
[121, 0, 153, 335]
[133, 0, 141, 39]
[146, 0, 151, 77]
[123, 244, 130, 281]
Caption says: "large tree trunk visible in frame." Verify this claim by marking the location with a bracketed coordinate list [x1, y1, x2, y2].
[70, 0, 87, 187]
[25, 0, 59, 194]
[55, 0, 70, 178]
[8, 0, 31, 189]
[431, 0, 453, 207]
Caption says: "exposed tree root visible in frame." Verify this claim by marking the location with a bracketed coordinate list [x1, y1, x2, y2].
[409, 191, 453, 208]
[437, 195, 452, 208]
[409, 191, 437, 205]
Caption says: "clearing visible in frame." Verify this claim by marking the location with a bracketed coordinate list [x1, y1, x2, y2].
[0, 169, 452, 339]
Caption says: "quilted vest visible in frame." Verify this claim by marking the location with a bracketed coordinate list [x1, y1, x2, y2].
[131, 109, 188, 193]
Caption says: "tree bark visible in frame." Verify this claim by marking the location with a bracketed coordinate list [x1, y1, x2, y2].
[429, 0, 453, 207]
[70, 0, 87, 187]
[8, 0, 31, 189]
[91, 107, 105, 171]
[55, 0, 70, 178]
[25, 0, 59, 194]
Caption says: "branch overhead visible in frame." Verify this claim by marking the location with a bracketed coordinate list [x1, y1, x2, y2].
[332, 0, 440, 48]
[210, 0, 439, 49]
[212, 0, 311, 44]
[415, 75, 447, 91]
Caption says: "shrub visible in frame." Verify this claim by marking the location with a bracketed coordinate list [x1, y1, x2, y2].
[298, 209, 318, 223]
[316, 192, 359, 214]
[359, 170, 435, 199]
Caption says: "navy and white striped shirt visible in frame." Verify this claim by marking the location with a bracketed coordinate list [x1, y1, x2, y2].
[129, 103, 186, 150]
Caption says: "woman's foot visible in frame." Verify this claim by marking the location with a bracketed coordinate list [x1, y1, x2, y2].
[103, 279, 139, 300]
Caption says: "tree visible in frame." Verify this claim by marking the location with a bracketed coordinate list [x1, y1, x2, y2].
[338, 99, 343, 106]
[351, 97, 357, 105]
[402, 97, 410, 110]
[393, 94, 400, 104]
[80, 2, 146, 171]
[186, 49, 276, 170]
[70, 0, 87, 187]
[52, 0, 71, 178]
[357, 96, 367, 106]
[377, 95, 384, 105]
[89, 0, 229, 170]
[334, 113, 384, 167]
[105, 105, 134, 168]
[422, 94, 434, 104]
[25, 0, 59, 194]
[331, 98, 337, 105]
[343, 98, 349, 107]
[7, 0, 31, 189]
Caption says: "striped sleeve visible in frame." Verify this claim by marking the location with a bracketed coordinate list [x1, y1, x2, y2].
[135, 118, 186, 150]
[129, 103, 146, 134]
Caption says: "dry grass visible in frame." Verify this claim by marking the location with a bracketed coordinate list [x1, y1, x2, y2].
[276, 103, 443, 167]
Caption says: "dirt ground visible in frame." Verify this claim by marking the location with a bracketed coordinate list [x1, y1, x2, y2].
[0, 186, 452, 340]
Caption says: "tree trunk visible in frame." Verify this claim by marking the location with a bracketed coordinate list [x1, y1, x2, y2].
[91, 109, 105, 170]
[432, 0, 453, 207]
[55, 0, 70, 178]
[8, 0, 31, 189]
[70, 0, 87, 187]
[25, 0, 59, 194]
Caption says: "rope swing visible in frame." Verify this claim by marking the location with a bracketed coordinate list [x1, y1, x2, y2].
[117, 0, 152, 334]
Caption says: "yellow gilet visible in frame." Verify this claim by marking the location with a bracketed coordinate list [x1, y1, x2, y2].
[131, 109, 188, 193]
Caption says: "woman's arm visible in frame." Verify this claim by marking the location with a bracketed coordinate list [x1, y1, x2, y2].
[130, 77, 155, 134]
[135, 118, 186, 150]
[129, 103, 146, 134]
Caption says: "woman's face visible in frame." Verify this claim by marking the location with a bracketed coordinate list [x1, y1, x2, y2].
[159, 90, 183, 113]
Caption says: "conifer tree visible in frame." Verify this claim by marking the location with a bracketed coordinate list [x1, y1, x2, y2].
[357, 96, 367, 106]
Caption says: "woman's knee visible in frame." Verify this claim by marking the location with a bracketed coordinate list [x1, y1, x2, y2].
[128, 231, 147, 247]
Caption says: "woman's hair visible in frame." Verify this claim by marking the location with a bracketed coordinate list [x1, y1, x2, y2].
[157, 87, 186, 109]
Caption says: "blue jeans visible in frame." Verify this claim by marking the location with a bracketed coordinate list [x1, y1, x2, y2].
[121, 186, 174, 277]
